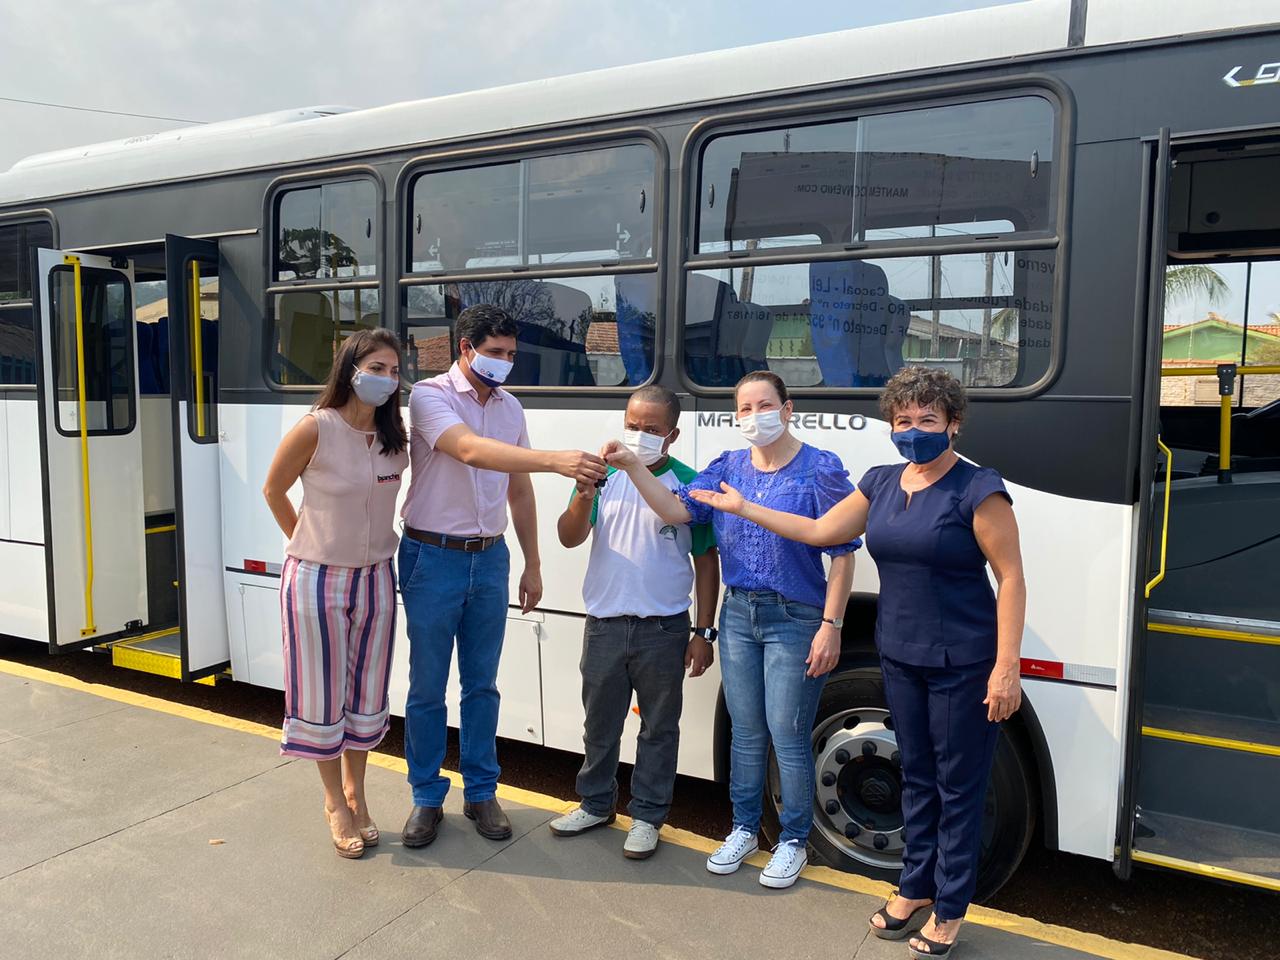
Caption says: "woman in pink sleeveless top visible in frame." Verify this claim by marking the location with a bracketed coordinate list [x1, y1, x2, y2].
[263, 329, 408, 859]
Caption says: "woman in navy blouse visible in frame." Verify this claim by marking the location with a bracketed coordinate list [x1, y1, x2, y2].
[688, 367, 1025, 959]
[606, 371, 860, 890]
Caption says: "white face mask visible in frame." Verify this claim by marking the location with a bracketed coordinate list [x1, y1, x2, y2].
[351, 368, 399, 407]
[739, 409, 787, 447]
[465, 344, 513, 387]
[622, 428, 670, 466]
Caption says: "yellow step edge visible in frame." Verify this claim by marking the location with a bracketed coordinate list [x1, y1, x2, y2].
[110, 630, 215, 686]
[1132, 850, 1280, 892]
[1142, 725, 1280, 758]
[145, 524, 176, 535]
[1147, 621, 1280, 646]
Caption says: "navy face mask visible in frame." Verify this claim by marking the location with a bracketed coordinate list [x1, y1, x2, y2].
[891, 427, 953, 464]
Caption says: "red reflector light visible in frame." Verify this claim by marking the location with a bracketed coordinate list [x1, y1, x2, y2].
[1020, 658, 1064, 680]
[244, 559, 267, 573]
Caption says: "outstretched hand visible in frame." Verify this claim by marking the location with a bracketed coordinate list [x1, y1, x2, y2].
[687, 482, 746, 516]
[603, 439, 640, 471]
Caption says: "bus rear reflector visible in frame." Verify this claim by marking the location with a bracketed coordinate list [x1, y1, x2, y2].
[244, 559, 268, 573]
[1020, 658, 1065, 680]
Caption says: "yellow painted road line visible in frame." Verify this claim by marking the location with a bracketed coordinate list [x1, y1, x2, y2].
[1148, 621, 1280, 646]
[0, 656, 1195, 960]
[1132, 850, 1280, 893]
[1143, 725, 1280, 758]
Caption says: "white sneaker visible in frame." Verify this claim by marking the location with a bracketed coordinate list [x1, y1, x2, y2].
[706, 826, 759, 875]
[549, 807, 615, 837]
[759, 840, 807, 888]
[623, 820, 660, 860]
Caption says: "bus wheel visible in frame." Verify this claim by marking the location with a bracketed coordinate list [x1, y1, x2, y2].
[760, 665, 1037, 902]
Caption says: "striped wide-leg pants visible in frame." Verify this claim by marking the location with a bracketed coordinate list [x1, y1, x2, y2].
[279, 556, 396, 760]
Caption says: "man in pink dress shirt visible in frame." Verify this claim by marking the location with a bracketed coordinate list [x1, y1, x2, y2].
[398, 304, 607, 847]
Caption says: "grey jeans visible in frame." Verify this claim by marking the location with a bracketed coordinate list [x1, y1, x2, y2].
[576, 611, 691, 826]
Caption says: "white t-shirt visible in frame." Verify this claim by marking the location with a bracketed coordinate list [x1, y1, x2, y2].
[579, 459, 716, 619]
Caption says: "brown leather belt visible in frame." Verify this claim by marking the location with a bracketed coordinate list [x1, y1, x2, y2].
[404, 526, 504, 553]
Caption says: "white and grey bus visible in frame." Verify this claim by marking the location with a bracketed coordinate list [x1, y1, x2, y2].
[1, 0, 1277, 898]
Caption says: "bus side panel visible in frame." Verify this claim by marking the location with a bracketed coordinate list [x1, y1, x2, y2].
[1023, 680, 1119, 860]
[0, 541, 47, 643]
[6, 397, 44, 544]
[1, 397, 48, 643]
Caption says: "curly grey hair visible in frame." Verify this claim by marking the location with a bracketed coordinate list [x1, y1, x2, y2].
[879, 366, 968, 424]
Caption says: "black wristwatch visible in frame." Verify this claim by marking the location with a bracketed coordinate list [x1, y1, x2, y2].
[692, 626, 718, 643]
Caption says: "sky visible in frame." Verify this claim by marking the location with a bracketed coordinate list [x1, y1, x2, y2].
[0, 0, 1024, 171]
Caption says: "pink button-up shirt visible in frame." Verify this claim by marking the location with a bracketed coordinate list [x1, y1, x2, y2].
[401, 363, 530, 538]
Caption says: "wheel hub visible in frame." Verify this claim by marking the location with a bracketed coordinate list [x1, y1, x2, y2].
[811, 708, 904, 869]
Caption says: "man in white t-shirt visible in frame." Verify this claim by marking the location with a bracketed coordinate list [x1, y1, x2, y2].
[550, 385, 719, 860]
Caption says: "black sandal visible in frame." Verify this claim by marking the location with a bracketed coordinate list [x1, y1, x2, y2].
[908, 932, 957, 958]
[867, 895, 933, 941]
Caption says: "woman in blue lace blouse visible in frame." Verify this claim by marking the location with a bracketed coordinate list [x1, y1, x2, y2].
[687, 367, 1025, 960]
[605, 371, 859, 890]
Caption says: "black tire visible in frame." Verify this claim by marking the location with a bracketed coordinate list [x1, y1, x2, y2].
[760, 665, 1037, 902]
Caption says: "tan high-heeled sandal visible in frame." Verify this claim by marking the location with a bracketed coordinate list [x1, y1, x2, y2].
[347, 801, 379, 846]
[325, 807, 366, 859]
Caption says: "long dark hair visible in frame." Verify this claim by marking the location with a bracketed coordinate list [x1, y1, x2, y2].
[314, 328, 408, 456]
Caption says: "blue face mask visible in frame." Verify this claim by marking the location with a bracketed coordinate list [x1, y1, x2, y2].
[891, 427, 952, 464]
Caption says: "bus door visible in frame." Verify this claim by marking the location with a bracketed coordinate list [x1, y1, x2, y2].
[1123, 129, 1280, 890]
[34, 249, 148, 650]
[164, 236, 229, 679]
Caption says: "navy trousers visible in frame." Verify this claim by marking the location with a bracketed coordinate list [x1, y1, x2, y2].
[881, 654, 999, 921]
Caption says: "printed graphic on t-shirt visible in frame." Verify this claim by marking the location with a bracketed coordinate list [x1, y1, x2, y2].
[377, 472, 401, 484]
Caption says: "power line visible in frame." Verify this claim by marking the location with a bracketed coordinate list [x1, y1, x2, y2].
[0, 95, 206, 125]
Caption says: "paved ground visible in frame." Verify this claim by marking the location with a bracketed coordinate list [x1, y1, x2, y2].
[0, 664, 1178, 960]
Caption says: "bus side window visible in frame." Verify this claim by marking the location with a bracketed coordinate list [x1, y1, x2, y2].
[685, 95, 1059, 393]
[0, 220, 54, 387]
[268, 178, 380, 386]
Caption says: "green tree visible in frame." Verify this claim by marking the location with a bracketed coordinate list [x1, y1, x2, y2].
[1164, 264, 1229, 307]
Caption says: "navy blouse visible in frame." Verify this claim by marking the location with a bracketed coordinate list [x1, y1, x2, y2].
[680, 444, 862, 610]
[859, 459, 1011, 667]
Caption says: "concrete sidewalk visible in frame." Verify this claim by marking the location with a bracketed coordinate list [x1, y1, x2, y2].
[0, 664, 1178, 960]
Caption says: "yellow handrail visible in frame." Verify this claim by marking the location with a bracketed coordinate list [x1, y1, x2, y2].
[1158, 362, 1280, 483]
[64, 255, 97, 637]
[190, 260, 206, 438]
[1145, 435, 1172, 598]
[1159, 365, 1280, 377]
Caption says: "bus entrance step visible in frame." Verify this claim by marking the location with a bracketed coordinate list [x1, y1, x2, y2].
[107, 628, 215, 686]
[1148, 609, 1280, 644]
[1134, 727, 1277, 838]
[1143, 704, 1280, 754]
[1143, 613, 1279, 725]
[1133, 809, 1280, 891]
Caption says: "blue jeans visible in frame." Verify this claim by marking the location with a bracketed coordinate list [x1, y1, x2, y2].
[399, 536, 509, 807]
[719, 587, 827, 844]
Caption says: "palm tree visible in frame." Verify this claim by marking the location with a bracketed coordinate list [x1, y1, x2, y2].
[1164, 264, 1229, 306]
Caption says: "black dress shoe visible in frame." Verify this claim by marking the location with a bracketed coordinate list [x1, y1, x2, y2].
[401, 805, 443, 848]
[463, 798, 512, 840]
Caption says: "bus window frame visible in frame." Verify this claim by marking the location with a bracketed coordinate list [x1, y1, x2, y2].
[0, 210, 58, 392]
[47, 262, 138, 438]
[261, 166, 386, 393]
[394, 127, 669, 394]
[675, 76, 1074, 401]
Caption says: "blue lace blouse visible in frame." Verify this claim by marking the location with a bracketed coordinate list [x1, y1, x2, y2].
[679, 444, 861, 609]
